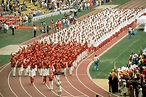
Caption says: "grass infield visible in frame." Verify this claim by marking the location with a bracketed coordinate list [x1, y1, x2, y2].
[89, 29, 146, 79]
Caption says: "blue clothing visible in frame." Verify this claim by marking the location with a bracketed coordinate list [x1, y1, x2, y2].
[128, 31, 132, 39]
[132, 30, 136, 35]
[94, 61, 99, 70]
[103, 0, 106, 4]
[65, 21, 69, 27]
[43, 22, 47, 33]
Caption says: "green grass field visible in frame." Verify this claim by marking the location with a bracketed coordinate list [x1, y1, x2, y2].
[89, 29, 146, 79]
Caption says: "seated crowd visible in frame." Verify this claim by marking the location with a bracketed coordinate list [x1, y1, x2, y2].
[108, 50, 146, 96]
[10, 7, 146, 94]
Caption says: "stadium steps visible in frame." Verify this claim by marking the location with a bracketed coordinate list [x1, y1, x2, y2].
[21, 0, 50, 15]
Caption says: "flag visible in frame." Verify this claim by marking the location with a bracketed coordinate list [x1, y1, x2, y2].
[113, 62, 116, 70]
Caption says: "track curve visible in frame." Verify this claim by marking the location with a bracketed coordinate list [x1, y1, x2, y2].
[0, 0, 146, 97]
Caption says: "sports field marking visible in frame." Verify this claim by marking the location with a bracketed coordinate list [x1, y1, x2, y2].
[46, 79, 74, 97]
[0, 45, 26, 55]
[65, 76, 89, 97]
[66, 33, 129, 97]
[76, 52, 104, 97]
[87, 61, 118, 97]
[61, 87, 74, 97]
[62, 95, 86, 97]
[8, 70, 18, 97]
[96, 39, 138, 76]
[54, 77, 75, 96]
[85, 25, 139, 95]
[45, 84, 58, 96]
[33, 83, 46, 97]
[19, 77, 32, 97]
[79, 28, 130, 96]
[0, 93, 4, 97]
[0, 63, 10, 73]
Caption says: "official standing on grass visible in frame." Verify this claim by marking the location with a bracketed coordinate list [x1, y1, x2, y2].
[128, 26, 132, 39]
[47, 25, 51, 35]
[43, 21, 47, 33]
[11, 24, 15, 35]
[93, 55, 99, 70]
[33, 25, 37, 37]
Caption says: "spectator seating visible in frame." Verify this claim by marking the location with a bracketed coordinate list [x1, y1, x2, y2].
[0, 15, 20, 27]
[21, 0, 50, 15]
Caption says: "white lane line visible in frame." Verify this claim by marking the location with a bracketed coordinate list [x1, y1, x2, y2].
[97, 38, 138, 76]
[8, 70, 18, 97]
[0, 93, 4, 97]
[54, 77, 74, 97]
[45, 84, 58, 96]
[62, 87, 74, 97]
[33, 83, 46, 97]
[0, 63, 10, 73]
[62, 95, 86, 97]
[65, 76, 89, 97]
[76, 53, 103, 97]
[87, 61, 118, 97]
[76, 32, 130, 97]
[86, 32, 129, 95]
[45, 79, 73, 97]
[19, 77, 32, 97]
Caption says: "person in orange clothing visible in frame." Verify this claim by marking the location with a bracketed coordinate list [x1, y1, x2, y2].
[38, 61, 43, 76]
[42, 66, 49, 84]
[10, 56, 17, 77]
[29, 67, 35, 84]
[19, 16, 22, 25]
[61, 59, 67, 76]
[89, 0, 93, 10]
[48, 72, 54, 91]
[68, 57, 74, 76]
[127, 52, 134, 67]
[57, 20, 62, 29]
[42, 67, 47, 84]
[17, 60, 24, 76]
[23, 59, 30, 76]
[142, 68, 146, 81]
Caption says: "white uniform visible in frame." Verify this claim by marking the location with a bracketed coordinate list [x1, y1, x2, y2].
[56, 80, 62, 96]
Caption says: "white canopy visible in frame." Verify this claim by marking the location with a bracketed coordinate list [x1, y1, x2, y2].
[137, 16, 146, 32]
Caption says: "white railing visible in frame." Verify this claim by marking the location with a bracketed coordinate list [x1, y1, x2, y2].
[32, 9, 76, 21]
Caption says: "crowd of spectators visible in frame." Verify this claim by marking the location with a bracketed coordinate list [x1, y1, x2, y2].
[0, 0, 114, 31]
[0, 0, 28, 16]
[108, 50, 146, 97]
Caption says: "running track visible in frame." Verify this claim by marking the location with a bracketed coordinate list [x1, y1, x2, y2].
[0, 0, 146, 97]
